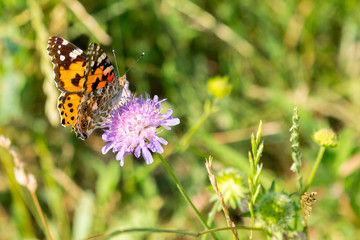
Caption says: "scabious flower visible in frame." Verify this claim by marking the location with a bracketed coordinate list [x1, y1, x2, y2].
[101, 94, 180, 166]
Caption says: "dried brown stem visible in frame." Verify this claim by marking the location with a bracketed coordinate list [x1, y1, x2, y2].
[205, 156, 239, 240]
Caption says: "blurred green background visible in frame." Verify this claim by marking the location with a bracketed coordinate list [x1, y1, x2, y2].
[1, 0, 360, 239]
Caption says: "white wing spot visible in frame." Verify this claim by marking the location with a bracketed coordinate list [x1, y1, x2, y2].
[103, 66, 112, 75]
[90, 61, 95, 67]
[62, 40, 69, 45]
[97, 54, 105, 63]
[74, 49, 83, 55]
[69, 52, 78, 59]
[60, 55, 65, 61]
[57, 50, 61, 54]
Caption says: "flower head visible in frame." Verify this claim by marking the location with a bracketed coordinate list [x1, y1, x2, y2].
[214, 168, 247, 210]
[257, 192, 294, 233]
[207, 76, 232, 99]
[313, 128, 338, 148]
[102, 94, 180, 166]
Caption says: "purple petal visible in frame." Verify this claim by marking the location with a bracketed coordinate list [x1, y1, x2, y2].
[102, 142, 114, 154]
[152, 140, 164, 153]
[102, 133, 113, 142]
[156, 137, 168, 145]
[142, 147, 153, 164]
[116, 149, 125, 166]
[161, 109, 173, 119]
[134, 145, 141, 158]
[166, 118, 180, 126]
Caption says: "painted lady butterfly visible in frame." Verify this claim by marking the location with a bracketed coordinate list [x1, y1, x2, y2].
[47, 36, 129, 140]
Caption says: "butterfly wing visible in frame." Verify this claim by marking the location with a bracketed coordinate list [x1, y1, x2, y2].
[83, 43, 118, 93]
[48, 36, 89, 128]
[73, 43, 127, 140]
[57, 92, 84, 126]
[47, 36, 87, 93]
[48, 37, 128, 140]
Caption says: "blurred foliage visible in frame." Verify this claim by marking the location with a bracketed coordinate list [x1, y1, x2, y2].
[1, 0, 360, 239]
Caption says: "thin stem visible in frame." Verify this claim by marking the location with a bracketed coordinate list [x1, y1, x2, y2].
[248, 201, 254, 240]
[303, 146, 326, 193]
[105, 228, 198, 239]
[177, 99, 217, 152]
[196, 226, 263, 237]
[157, 154, 218, 240]
[200, 203, 219, 240]
[205, 157, 239, 240]
[31, 191, 54, 240]
[90, 226, 264, 239]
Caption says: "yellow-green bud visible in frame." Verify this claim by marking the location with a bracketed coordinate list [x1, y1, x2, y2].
[313, 128, 338, 148]
[257, 193, 294, 232]
[215, 169, 247, 210]
[207, 76, 232, 99]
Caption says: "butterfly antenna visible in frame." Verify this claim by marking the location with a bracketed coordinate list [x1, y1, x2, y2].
[122, 53, 144, 99]
[123, 52, 145, 76]
[112, 50, 121, 77]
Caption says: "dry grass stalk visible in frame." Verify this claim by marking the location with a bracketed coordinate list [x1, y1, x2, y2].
[205, 156, 239, 240]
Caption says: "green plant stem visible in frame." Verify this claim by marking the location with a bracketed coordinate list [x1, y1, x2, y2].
[303, 146, 326, 193]
[93, 226, 263, 239]
[196, 226, 263, 237]
[200, 203, 219, 240]
[104, 228, 197, 239]
[177, 99, 217, 152]
[248, 201, 254, 240]
[157, 154, 218, 240]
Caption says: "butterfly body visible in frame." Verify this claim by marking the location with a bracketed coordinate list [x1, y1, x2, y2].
[47, 36, 128, 140]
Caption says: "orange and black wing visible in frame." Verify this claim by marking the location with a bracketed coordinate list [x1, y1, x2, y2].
[47, 36, 87, 127]
[47, 36, 87, 93]
[83, 43, 119, 93]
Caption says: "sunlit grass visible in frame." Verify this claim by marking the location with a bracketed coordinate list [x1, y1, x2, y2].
[1, 0, 360, 239]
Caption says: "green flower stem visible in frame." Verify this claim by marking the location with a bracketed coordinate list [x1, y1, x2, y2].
[196, 226, 263, 236]
[157, 154, 218, 240]
[200, 203, 219, 240]
[99, 226, 263, 239]
[248, 201, 254, 240]
[303, 146, 326, 193]
[177, 99, 217, 152]
[104, 228, 198, 239]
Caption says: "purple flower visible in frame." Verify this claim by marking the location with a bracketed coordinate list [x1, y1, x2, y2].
[101, 93, 180, 166]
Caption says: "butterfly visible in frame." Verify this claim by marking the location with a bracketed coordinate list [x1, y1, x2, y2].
[47, 36, 129, 140]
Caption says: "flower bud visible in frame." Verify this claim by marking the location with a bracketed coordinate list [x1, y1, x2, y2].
[207, 76, 232, 99]
[257, 193, 294, 232]
[313, 128, 338, 148]
[215, 169, 247, 210]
